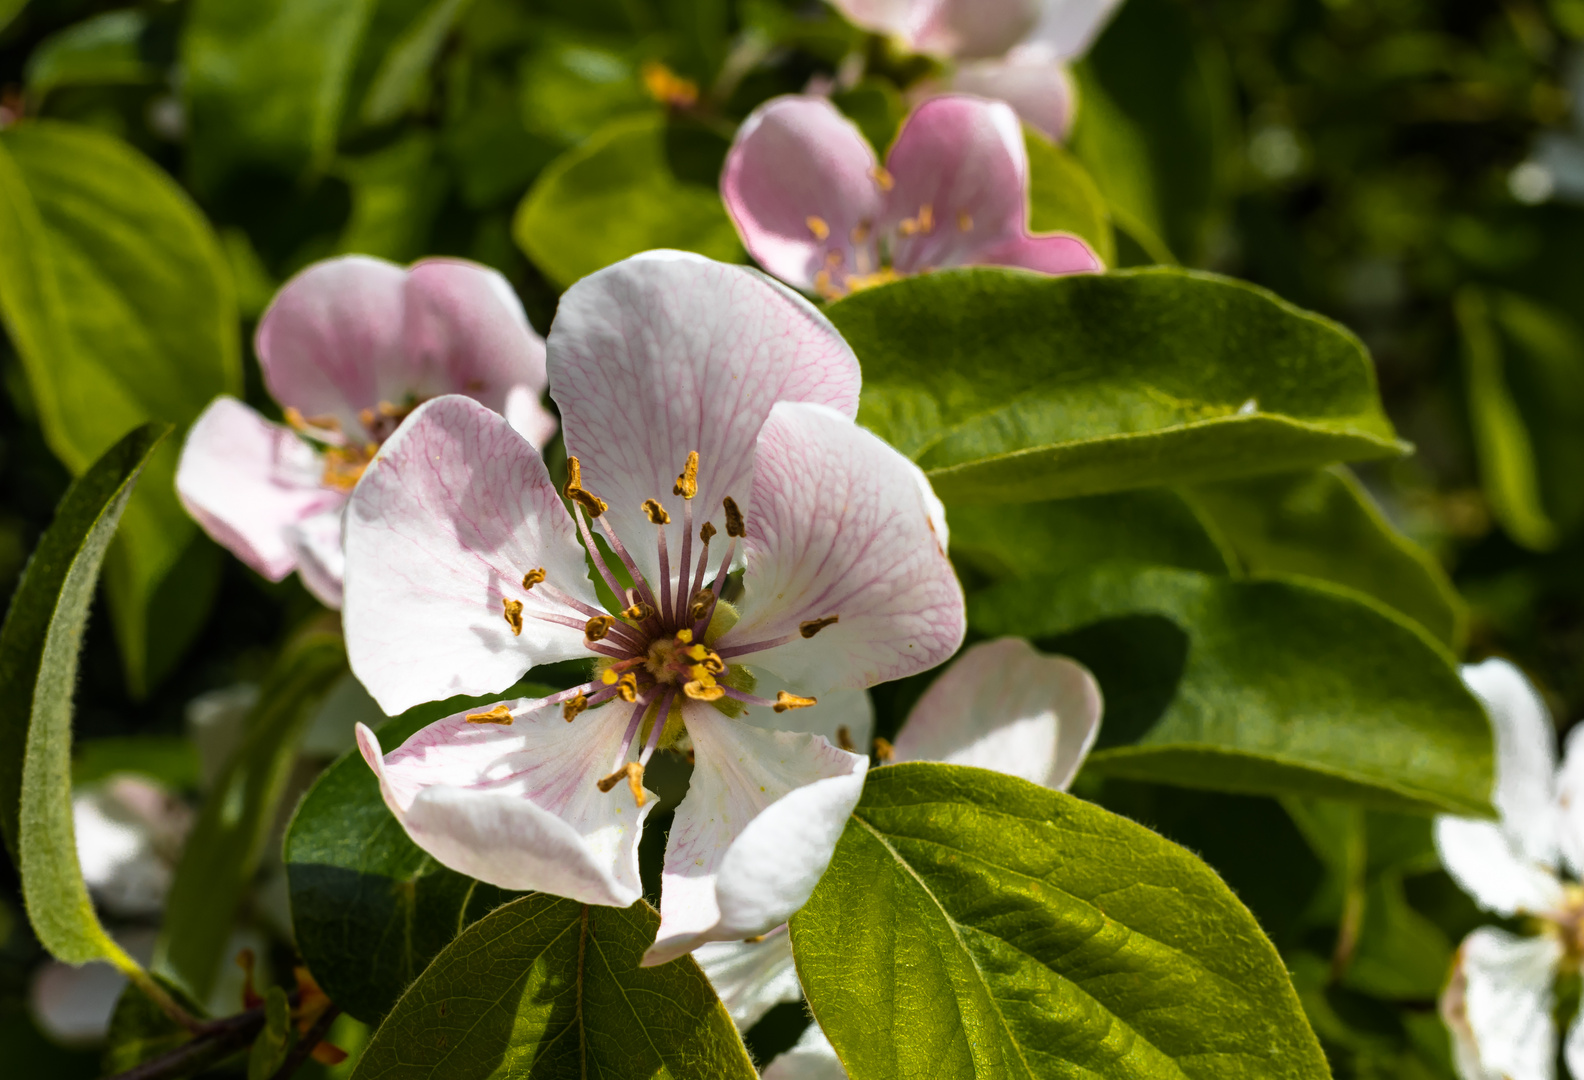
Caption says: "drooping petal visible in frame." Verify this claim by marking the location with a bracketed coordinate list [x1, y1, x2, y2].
[176, 397, 345, 583]
[1432, 817, 1564, 919]
[504, 384, 559, 450]
[1025, 0, 1127, 60]
[342, 396, 596, 715]
[883, 95, 1097, 276]
[694, 930, 803, 1029]
[356, 699, 654, 907]
[548, 252, 862, 586]
[729, 401, 965, 695]
[285, 504, 346, 609]
[739, 667, 876, 752]
[722, 96, 885, 295]
[255, 256, 409, 438]
[645, 708, 866, 966]
[910, 0, 1042, 59]
[1440, 927, 1562, 1080]
[764, 1024, 850, 1080]
[398, 258, 551, 421]
[891, 637, 1101, 790]
[935, 46, 1078, 142]
[1554, 724, 1584, 879]
[1466, 659, 1561, 868]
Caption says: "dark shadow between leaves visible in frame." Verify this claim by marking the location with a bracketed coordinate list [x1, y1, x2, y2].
[1035, 613, 1189, 750]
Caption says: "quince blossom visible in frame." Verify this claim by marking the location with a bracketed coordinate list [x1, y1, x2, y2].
[722, 93, 1100, 300]
[697, 637, 1102, 1074]
[344, 252, 965, 966]
[830, 0, 1126, 139]
[1435, 658, 1584, 1080]
[176, 255, 555, 608]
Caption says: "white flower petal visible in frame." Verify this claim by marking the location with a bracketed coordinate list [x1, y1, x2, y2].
[693, 930, 802, 1030]
[1464, 658, 1560, 867]
[1441, 927, 1562, 1080]
[284, 503, 346, 609]
[644, 708, 866, 966]
[1554, 723, 1584, 879]
[891, 637, 1101, 790]
[739, 667, 875, 753]
[1433, 817, 1565, 918]
[357, 699, 654, 907]
[763, 1024, 849, 1080]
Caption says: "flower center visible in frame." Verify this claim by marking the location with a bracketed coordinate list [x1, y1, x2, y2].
[285, 399, 420, 492]
[467, 451, 840, 808]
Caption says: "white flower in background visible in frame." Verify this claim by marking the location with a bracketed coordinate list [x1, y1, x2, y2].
[696, 636, 1102, 1073]
[1435, 658, 1584, 1080]
[74, 775, 192, 918]
[345, 251, 966, 966]
[829, 0, 1127, 139]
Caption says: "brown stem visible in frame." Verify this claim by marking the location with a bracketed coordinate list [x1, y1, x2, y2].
[104, 1003, 272, 1080]
[268, 1005, 343, 1080]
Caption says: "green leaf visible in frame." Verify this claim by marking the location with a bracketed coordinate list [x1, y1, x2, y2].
[948, 489, 1233, 582]
[351, 894, 758, 1079]
[1183, 467, 1466, 650]
[1340, 871, 1452, 1002]
[826, 267, 1404, 505]
[970, 564, 1492, 814]
[517, 34, 653, 146]
[0, 424, 167, 971]
[360, 0, 473, 126]
[832, 78, 905, 157]
[154, 624, 347, 1001]
[0, 0, 25, 34]
[1024, 129, 1116, 268]
[102, 974, 205, 1075]
[334, 131, 446, 262]
[182, 0, 377, 191]
[0, 121, 241, 695]
[73, 735, 202, 790]
[24, 11, 154, 101]
[1456, 288, 1557, 550]
[284, 688, 551, 1023]
[790, 762, 1329, 1079]
[248, 986, 294, 1080]
[514, 112, 743, 289]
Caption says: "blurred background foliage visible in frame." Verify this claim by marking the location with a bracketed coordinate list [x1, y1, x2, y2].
[0, 0, 1581, 1077]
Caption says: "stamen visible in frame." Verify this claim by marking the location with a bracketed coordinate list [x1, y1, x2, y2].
[675, 494, 695, 619]
[675, 628, 694, 644]
[918, 204, 934, 234]
[693, 523, 715, 597]
[723, 497, 745, 537]
[465, 704, 513, 725]
[714, 629, 796, 659]
[806, 216, 830, 241]
[597, 761, 647, 808]
[868, 166, 894, 191]
[800, 615, 839, 638]
[642, 499, 670, 525]
[502, 598, 524, 636]
[689, 589, 715, 623]
[674, 451, 700, 499]
[570, 503, 627, 602]
[563, 457, 609, 518]
[522, 567, 546, 590]
[584, 615, 615, 641]
[595, 516, 663, 615]
[874, 737, 895, 762]
[655, 510, 674, 625]
[623, 601, 655, 621]
[562, 692, 589, 722]
[774, 691, 817, 712]
[615, 672, 639, 702]
[695, 534, 740, 638]
[685, 680, 724, 701]
[957, 211, 973, 233]
[851, 222, 871, 244]
[836, 725, 854, 751]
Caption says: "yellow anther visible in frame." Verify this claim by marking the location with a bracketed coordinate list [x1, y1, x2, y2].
[465, 704, 513, 724]
[703, 654, 725, 675]
[675, 628, 694, 644]
[564, 456, 608, 517]
[502, 598, 524, 636]
[674, 451, 700, 499]
[320, 445, 373, 491]
[284, 407, 342, 436]
[623, 601, 655, 621]
[835, 725, 854, 751]
[700, 521, 717, 544]
[597, 761, 647, 807]
[957, 211, 973, 233]
[774, 691, 817, 713]
[806, 215, 830, 241]
[601, 668, 619, 685]
[358, 406, 377, 429]
[799, 615, 839, 638]
[868, 166, 894, 191]
[522, 567, 546, 591]
[687, 663, 717, 686]
[685, 680, 725, 702]
[851, 222, 871, 244]
[874, 737, 895, 762]
[585, 615, 615, 641]
[723, 496, 745, 538]
[689, 589, 715, 622]
[826, 250, 844, 267]
[685, 643, 709, 660]
[566, 456, 583, 490]
[562, 693, 588, 722]
[642, 498, 671, 525]
[918, 204, 934, 234]
[813, 268, 839, 299]
[641, 60, 698, 109]
[616, 673, 638, 702]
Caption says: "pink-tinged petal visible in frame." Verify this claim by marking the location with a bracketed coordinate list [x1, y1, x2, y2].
[548, 252, 862, 586]
[694, 929, 802, 1029]
[723, 96, 884, 294]
[644, 708, 866, 966]
[285, 504, 346, 610]
[729, 402, 965, 694]
[933, 47, 1078, 142]
[1441, 927, 1561, 1080]
[826, 0, 917, 40]
[399, 258, 550, 417]
[1466, 659, 1560, 868]
[911, 0, 1041, 59]
[357, 701, 653, 905]
[504, 385, 559, 451]
[975, 231, 1102, 274]
[1433, 817, 1564, 919]
[342, 396, 597, 716]
[740, 667, 876, 752]
[176, 397, 344, 582]
[764, 1024, 849, 1080]
[255, 256, 409, 437]
[882, 96, 1028, 273]
[1025, 0, 1127, 61]
[892, 637, 1101, 790]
